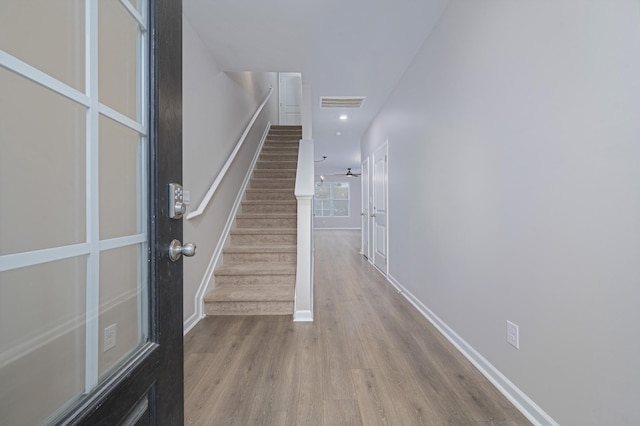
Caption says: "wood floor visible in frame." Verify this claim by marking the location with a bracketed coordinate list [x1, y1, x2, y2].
[184, 231, 530, 425]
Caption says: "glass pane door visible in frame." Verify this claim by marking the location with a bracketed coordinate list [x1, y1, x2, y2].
[0, 1, 149, 424]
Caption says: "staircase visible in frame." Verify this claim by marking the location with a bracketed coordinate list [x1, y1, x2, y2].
[204, 125, 302, 315]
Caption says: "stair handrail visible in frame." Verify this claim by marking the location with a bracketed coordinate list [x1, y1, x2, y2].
[186, 86, 274, 220]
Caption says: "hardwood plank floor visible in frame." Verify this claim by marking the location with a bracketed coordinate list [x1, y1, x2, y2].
[184, 230, 530, 425]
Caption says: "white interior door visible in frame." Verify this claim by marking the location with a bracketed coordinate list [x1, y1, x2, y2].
[279, 72, 302, 125]
[361, 157, 370, 259]
[372, 143, 388, 273]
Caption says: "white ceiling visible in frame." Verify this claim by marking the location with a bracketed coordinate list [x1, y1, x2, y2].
[183, 0, 449, 176]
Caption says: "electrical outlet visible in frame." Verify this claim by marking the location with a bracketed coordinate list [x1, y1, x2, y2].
[507, 320, 519, 349]
[104, 324, 117, 352]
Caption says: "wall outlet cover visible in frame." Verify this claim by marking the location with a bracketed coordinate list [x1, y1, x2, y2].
[507, 320, 519, 349]
[104, 324, 117, 352]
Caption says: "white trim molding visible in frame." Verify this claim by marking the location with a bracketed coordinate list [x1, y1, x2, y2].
[386, 273, 558, 426]
[314, 227, 361, 231]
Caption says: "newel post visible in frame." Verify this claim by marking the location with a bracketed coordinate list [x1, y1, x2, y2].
[294, 138, 314, 321]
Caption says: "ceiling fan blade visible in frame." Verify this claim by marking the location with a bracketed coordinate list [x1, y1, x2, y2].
[325, 168, 361, 177]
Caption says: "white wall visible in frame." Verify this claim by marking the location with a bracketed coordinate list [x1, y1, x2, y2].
[313, 175, 362, 230]
[362, 1, 640, 424]
[182, 16, 278, 325]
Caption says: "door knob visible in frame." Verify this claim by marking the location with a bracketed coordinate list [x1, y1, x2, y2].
[169, 239, 197, 262]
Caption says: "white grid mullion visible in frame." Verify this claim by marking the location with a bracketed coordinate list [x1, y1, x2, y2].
[137, 1, 148, 133]
[0, 50, 90, 108]
[85, 0, 100, 393]
[98, 234, 147, 252]
[136, 0, 149, 344]
[119, 0, 147, 31]
[98, 103, 145, 135]
[137, 140, 148, 344]
[0, 243, 92, 272]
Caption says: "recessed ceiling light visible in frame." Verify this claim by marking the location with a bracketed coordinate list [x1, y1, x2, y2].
[336, 132, 341, 136]
[339, 115, 348, 120]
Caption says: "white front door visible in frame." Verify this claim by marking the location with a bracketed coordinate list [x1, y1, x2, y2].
[278, 72, 302, 125]
[361, 157, 370, 259]
[372, 143, 388, 273]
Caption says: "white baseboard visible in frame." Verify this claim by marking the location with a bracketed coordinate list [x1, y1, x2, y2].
[183, 311, 200, 336]
[313, 227, 361, 231]
[293, 310, 313, 322]
[386, 273, 558, 426]
[183, 122, 272, 336]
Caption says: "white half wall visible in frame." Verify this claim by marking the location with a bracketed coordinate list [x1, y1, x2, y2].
[361, 1, 640, 424]
[182, 15, 278, 327]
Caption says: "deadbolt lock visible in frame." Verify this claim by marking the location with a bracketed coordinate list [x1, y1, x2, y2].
[169, 183, 186, 219]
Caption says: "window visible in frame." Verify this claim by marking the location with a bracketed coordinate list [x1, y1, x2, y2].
[315, 182, 350, 217]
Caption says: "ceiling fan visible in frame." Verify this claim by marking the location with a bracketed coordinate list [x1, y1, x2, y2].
[324, 168, 361, 180]
[345, 168, 361, 177]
